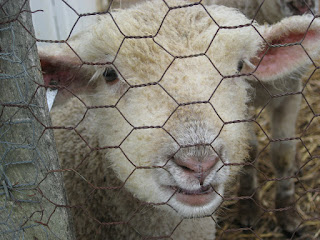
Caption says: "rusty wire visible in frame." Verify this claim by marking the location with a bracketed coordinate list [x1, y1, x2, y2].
[0, 0, 319, 239]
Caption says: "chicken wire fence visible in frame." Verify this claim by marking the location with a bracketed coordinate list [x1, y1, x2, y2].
[0, 0, 74, 239]
[0, 0, 320, 240]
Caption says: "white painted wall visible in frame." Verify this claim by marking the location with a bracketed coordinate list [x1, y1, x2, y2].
[29, 0, 101, 109]
[30, 0, 99, 43]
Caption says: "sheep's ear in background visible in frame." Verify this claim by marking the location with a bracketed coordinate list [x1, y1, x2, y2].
[252, 15, 320, 82]
[39, 50, 95, 104]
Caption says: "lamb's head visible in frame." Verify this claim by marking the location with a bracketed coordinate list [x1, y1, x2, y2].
[282, 0, 317, 15]
[41, 1, 320, 218]
[261, 0, 317, 23]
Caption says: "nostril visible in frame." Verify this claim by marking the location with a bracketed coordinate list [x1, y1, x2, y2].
[173, 157, 199, 173]
[173, 156, 220, 185]
[173, 156, 219, 174]
[180, 165, 193, 172]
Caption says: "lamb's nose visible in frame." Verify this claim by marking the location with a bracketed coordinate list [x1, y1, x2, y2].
[174, 156, 219, 185]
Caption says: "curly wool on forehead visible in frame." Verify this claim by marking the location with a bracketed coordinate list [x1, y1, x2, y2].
[88, 1, 260, 58]
[83, 1, 263, 91]
[112, 1, 254, 32]
[87, 1, 258, 119]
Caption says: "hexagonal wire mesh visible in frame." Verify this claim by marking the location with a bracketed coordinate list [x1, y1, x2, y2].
[2, 0, 320, 239]
[0, 0, 74, 239]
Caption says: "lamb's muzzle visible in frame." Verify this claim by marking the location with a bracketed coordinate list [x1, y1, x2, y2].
[165, 155, 220, 206]
[173, 155, 219, 186]
[287, 0, 315, 15]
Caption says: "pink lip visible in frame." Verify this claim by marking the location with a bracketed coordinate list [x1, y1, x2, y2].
[170, 186, 215, 206]
[298, 6, 309, 14]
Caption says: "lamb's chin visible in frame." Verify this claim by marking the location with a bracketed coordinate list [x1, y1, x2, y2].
[160, 184, 224, 218]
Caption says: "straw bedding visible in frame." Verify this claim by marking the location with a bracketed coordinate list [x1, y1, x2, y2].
[216, 62, 320, 239]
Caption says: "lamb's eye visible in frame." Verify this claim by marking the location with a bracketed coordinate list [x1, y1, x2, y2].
[103, 68, 118, 83]
[237, 60, 244, 72]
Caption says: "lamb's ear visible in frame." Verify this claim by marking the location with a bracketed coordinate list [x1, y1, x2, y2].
[252, 15, 320, 82]
[39, 48, 95, 103]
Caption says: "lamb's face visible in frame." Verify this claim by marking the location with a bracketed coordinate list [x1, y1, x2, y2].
[42, 0, 320, 220]
[43, 0, 320, 220]
[78, 2, 262, 217]
[260, 0, 316, 23]
[282, 0, 316, 15]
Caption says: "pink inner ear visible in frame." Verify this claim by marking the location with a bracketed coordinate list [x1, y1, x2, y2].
[255, 30, 317, 79]
[43, 71, 76, 88]
[40, 55, 81, 88]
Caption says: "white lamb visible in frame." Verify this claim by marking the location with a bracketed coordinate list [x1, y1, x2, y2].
[209, 0, 318, 23]
[40, 1, 320, 239]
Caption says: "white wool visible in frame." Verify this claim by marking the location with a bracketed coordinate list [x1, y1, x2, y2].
[46, 0, 320, 239]
[97, 0, 318, 24]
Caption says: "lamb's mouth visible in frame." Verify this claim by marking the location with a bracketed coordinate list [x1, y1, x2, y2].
[288, 2, 310, 15]
[169, 185, 216, 206]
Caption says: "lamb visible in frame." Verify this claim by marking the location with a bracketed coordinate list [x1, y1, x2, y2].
[208, 0, 318, 24]
[40, 1, 320, 239]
